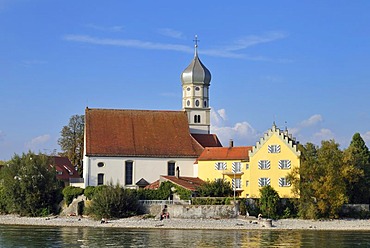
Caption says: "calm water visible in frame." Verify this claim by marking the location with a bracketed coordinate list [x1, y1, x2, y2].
[1, 225, 370, 247]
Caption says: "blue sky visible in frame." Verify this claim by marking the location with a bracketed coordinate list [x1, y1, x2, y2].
[1, 0, 370, 160]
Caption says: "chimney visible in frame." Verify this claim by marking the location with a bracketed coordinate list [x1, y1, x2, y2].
[176, 166, 180, 178]
[229, 139, 234, 148]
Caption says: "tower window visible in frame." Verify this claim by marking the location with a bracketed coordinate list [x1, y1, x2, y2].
[195, 86, 200, 91]
[195, 100, 199, 107]
[187, 87, 191, 91]
[204, 100, 207, 107]
[187, 100, 190, 106]
[194, 115, 201, 123]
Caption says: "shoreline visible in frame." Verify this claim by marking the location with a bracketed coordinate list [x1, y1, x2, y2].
[1, 215, 370, 231]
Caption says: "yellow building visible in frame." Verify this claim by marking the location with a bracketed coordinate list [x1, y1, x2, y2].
[197, 124, 300, 198]
[197, 142, 252, 197]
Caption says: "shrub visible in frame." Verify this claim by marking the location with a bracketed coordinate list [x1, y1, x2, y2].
[62, 186, 84, 206]
[259, 185, 280, 219]
[84, 186, 96, 200]
[87, 184, 141, 220]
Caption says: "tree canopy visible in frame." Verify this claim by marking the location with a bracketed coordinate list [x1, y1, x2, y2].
[0, 151, 62, 216]
[196, 179, 233, 197]
[58, 114, 84, 176]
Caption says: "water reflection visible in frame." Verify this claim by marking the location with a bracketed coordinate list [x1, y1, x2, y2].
[1, 225, 370, 247]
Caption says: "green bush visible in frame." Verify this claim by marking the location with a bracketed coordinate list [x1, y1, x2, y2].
[87, 184, 141, 220]
[62, 186, 84, 206]
[84, 186, 96, 200]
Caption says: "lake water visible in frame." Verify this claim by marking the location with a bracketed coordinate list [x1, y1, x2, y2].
[1, 225, 370, 247]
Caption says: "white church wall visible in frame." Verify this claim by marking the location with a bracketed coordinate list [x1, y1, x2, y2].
[83, 156, 197, 188]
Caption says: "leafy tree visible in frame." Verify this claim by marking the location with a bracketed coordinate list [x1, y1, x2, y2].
[343, 133, 370, 203]
[288, 143, 320, 219]
[58, 115, 84, 176]
[0, 152, 62, 216]
[289, 141, 348, 219]
[196, 179, 233, 197]
[315, 140, 347, 218]
[259, 185, 280, 219]
[87, 184, 141, 219]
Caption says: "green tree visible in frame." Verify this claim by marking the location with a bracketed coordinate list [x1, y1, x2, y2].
[288, 143, 320, 219]
[0, 152, 62, 216]
[343, 133, 370, 203]
[58, 114, 84, 176]
[259, 185, 280, 219]
[315, 140, 347, 218]
[196, 179, 233, 197]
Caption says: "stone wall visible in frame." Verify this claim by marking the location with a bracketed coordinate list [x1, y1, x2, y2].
[144, 204, 239, 219]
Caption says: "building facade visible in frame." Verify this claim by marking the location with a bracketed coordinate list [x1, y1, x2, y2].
[197, 124, 300, 198]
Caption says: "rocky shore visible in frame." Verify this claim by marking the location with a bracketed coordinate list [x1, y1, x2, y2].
[1, 215, 370, 230]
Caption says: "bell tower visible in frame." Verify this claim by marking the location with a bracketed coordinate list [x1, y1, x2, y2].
[181, 36, 211, 134]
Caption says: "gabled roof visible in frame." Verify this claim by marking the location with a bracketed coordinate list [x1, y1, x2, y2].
[161, 176, 205, 191]
[198, 146, 253, 161]
[191, 134, 222, 147]
[249, 124, 301, 157]
[85, 108, 204, 157]
[136, 178, 150, 187]
[144, 180, 160, 190]
[50, 156, 80, 181]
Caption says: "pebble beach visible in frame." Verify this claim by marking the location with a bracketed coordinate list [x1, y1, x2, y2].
[1, 215, 370, 230]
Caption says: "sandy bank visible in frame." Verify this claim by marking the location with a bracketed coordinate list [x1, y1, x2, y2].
[0, 215, 370, 231]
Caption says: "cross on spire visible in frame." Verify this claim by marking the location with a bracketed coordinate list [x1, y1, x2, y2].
[193, 35, 199, 56]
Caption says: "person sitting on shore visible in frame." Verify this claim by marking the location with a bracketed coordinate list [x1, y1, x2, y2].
[160, 205, 170, 220]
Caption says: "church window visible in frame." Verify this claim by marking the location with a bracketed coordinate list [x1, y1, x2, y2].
[194, 115, 201, 123]
[125, 161, 133, 185]
[195, 100, 199, 107]
[187, 87, 191, 91]
[168, 162, 175, 176]
[97, 162, 104, 167]
[195, 86, 200, 91]
[204, 100, 207, 107]
[97, 173, 104, 185]
[187, 100, 190, 106]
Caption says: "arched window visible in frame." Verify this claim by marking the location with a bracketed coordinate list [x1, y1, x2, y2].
[197, 115, 201, 123]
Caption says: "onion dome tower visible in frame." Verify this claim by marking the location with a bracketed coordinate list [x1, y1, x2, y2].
[181, 35, 211, 134]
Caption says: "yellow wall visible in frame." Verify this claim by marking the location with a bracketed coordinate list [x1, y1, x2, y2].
[197, 126, 300, 199]
[197, 159, 247, 197]
[246, 132, 300, 198]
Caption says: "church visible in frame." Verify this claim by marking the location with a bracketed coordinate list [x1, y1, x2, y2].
[82, 41, 222, 188]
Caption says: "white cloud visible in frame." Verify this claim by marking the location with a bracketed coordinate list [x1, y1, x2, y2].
[157, 28, 184, 39]
[63, 31, 289, 60]
[313, 128, 335, 141]
[210, 108, 259, 146]
[25, 134, 50, 149]
[85, 24, 124, 32]
[363, 131, 370, 144]
[300, 114, 323, 127]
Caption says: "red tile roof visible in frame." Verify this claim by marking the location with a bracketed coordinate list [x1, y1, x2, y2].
[161, 176, 205, 191]
[191, 134, 223, 147]
[50, 156, 80, 181]
[197, 146, 253, 161]
[144, 180, 160, 190]
[85, 108, 204, 157]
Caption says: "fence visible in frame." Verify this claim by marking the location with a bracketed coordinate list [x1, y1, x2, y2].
[139, 200, 191, 205]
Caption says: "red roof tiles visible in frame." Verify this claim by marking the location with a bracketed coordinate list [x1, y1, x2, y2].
[51, 156, 80, 181]
[161, 176, 205, 191]
[197, 146, 253, 161]
[85, 108, 204, 157]
[191, 134, 222, 147]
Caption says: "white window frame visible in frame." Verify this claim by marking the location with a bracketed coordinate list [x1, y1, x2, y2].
[278, 160, 291, 169]
[232, 178, 242, 189]
[268, 145, 281, 153]
[258, 177, 270, 187]
[258, 160, 271, 170]
[232, 162, 242, 173]
[215, 162, 227, 170]
[279, 177, 291, 187]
